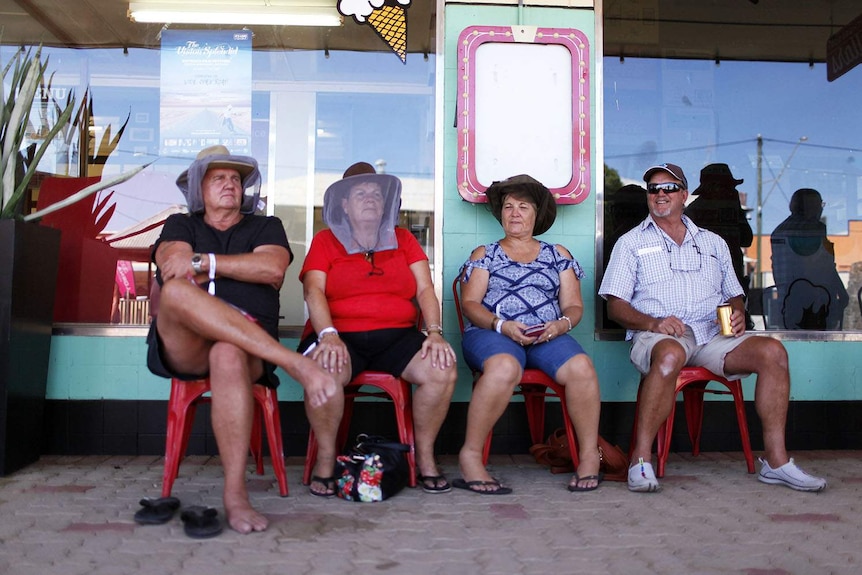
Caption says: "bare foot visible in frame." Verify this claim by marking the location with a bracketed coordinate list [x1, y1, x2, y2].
[224, 493, 268, 534]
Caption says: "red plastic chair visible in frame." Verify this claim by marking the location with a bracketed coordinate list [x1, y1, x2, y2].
[162, 377, 289, 497]
[452, 276, 579, 467]
[302, 372, 417, 488]
[630, 366, 755, 478]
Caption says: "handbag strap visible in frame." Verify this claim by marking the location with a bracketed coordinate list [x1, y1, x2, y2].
[355, 435, 410, 453]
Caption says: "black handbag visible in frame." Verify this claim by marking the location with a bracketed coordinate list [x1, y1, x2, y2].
[334, 434, 411, 502]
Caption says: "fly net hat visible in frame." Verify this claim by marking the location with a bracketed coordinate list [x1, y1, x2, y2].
[176, 145, 261, 215]
[485, 174, 557, 236]
[322, 165, 402, 254]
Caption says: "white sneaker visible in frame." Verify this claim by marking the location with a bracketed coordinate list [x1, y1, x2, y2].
[757, 457, 826, 492]
[628, 458, 661, 493]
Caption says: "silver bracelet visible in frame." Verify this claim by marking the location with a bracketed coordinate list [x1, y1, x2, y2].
[558, 315, 572, 331]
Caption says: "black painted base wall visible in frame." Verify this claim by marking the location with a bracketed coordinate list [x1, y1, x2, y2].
[42, 399, 862, 458]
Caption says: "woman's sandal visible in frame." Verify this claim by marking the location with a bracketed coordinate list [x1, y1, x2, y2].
[309, 475, 336, 498]
[417, 474, 452, 494]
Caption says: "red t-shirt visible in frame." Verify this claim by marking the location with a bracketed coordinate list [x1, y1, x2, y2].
[300, 227, 427, 333]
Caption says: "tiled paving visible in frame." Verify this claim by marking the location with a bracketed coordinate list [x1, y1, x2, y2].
[0, 451, 859, 575]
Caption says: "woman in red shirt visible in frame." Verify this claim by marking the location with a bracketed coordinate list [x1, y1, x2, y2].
[299, 162, 456, 497]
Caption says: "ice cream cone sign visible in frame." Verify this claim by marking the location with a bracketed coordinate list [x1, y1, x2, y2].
[338, 0, 410, 64]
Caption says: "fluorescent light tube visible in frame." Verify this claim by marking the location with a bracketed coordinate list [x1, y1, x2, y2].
[128, 2, 343, 27]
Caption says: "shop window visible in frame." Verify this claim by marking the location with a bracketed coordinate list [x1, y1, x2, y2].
[4, 14, 436, 330]
[600, 1, 862, 336]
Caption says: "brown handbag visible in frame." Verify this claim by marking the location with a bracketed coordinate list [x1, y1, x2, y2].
[529, 427, 629, 482]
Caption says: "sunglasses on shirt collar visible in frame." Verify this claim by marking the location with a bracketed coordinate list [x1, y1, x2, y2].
[647, 182, 684, 194]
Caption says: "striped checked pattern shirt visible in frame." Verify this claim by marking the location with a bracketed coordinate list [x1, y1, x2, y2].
[599, 215, 743, 344]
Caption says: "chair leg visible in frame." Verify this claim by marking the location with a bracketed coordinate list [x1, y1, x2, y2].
[729, 382, 756, 474]
[393, 378, 417, 488]
[655, 402, 677, 479]
[162, 379, 209, 498]
[302, 432, 318, 486]
[250, 402, 264, 475]
[682, 382, 708, 456]
[522, 387, 547, 446]
[254, 386, 289, 496]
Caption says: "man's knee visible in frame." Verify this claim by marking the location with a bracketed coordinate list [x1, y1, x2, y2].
[649, 342, 686, 378]
[751, 336, 789, 371]
[209, 341, 251, 372]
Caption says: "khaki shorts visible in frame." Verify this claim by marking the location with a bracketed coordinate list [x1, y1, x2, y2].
[630, 328, 758, 381]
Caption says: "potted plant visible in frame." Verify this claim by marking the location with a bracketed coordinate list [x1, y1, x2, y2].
[1, 45, 147, 475]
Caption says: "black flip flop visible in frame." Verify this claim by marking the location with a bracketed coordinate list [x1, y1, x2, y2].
[180, 506, 223, 539]
[417, 474, 452, 494]
[452, 478, 513, 495]
[309, 475, 336, 498]
[567, 473, 604, 493]
[133, 496, 181, 525]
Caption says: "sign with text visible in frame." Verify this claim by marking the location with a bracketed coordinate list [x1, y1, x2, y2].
[827, 12, 862, 82]
[160, 30, 252, 156]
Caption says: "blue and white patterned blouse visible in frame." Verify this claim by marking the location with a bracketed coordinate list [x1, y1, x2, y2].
[462, 241, 584, 331]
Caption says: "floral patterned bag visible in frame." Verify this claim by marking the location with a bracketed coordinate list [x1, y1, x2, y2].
[335, 434, 410, 502]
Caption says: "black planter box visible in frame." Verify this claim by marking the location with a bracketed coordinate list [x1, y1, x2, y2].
[0, 220, 61, 476]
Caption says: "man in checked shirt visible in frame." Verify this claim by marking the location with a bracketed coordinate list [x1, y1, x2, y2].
[599, 162, 826, 494]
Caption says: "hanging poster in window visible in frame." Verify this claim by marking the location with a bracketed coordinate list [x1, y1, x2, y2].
[160, 30, 252, 157]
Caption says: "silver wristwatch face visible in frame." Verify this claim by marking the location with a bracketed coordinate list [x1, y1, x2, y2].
[191, 254, 203, 273]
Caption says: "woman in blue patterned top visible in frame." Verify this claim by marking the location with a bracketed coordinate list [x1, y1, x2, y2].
[456, 175, 602, 495]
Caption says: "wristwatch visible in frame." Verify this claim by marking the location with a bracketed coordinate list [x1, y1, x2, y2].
[191, 253, 204, 273]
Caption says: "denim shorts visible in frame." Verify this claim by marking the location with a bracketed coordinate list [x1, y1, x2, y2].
[461, 328, 586, 379]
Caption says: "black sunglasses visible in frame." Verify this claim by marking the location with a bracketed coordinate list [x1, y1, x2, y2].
[364, 250, 384, 276]
[647, 182, 683, 194]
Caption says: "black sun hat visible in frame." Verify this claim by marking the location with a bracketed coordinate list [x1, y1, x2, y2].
[485, 175, 557, 236]
[692, 163, 744, 195]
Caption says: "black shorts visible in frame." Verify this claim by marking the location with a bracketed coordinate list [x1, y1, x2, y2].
[298, 327, 425, 381]
[146, 319, 279, 388]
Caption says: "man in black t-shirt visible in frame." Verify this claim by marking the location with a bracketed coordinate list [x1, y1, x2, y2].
[147, 146, 336, 534]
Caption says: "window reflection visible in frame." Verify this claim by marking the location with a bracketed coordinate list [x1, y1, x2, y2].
[2, 45, 435, 328]
[602, 57, 862, 333]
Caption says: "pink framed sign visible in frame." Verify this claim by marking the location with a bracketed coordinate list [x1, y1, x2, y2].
[456, 25, 591, 204]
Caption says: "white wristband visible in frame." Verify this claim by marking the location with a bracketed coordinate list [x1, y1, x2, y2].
[207, 253, 216, 295]
[495, 318, 505, 334]
[317, 327, 338, 341]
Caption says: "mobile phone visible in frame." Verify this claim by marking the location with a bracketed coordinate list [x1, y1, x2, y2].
[522, 324, 545, 337]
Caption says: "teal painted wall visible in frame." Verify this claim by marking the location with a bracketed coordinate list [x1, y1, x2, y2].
[44, 4, 862, 405]
[442, 4, 600, 402]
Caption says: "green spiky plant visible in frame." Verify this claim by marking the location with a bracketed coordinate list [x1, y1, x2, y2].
[1, 45, 147, 221]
